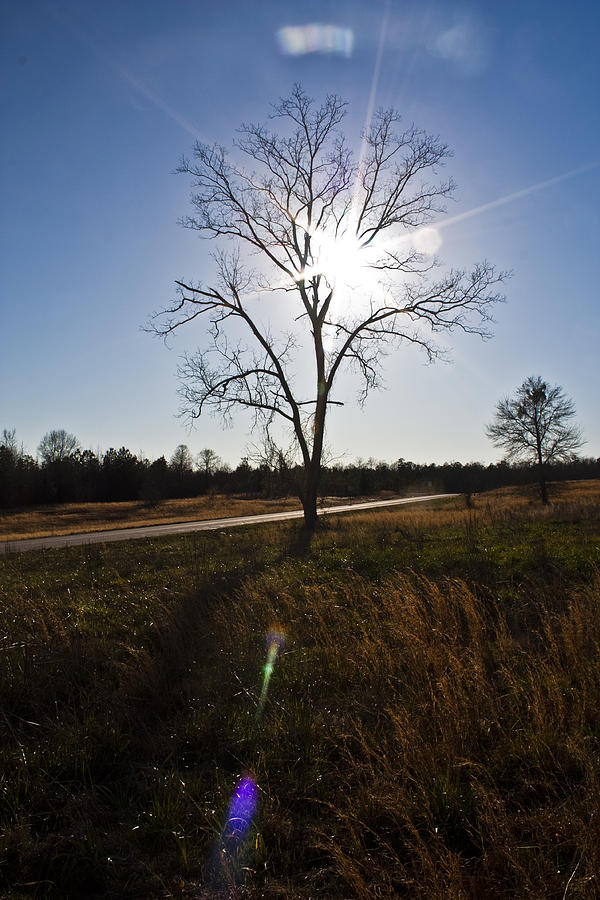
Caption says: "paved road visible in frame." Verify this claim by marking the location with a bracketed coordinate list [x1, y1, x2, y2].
[1, 494, 458, 554]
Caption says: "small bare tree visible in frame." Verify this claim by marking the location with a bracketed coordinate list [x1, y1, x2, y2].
[197, 447, 221, 478]
[38, 429, 81, 465]
[486, 375, 584, 503]
[1, 429, 19, 458]
[151, 85, 507, 532]
[170, 443, 194, 474]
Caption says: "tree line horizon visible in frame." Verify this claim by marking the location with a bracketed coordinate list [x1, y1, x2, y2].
[1, 426, 597, 511]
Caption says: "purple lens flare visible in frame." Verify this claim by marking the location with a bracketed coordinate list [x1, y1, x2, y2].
[224, 776, 258, 840]
[208, 628, 287, 887]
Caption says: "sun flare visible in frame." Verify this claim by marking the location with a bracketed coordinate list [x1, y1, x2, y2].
[298, 229, 379, 298]
[293, 228, 385, 352]
[311, 232, 365, 288]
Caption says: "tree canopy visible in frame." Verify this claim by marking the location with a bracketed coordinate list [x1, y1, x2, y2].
[151, 85, 507, 530]
[486, 375, 584, 503]
[37, 429, 81, 465]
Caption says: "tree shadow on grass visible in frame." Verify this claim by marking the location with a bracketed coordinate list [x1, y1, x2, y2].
[0, 527, 303, 898]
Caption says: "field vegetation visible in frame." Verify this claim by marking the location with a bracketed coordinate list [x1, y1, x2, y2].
[1, 480, 599, 897]
[0, 495, 302, 543]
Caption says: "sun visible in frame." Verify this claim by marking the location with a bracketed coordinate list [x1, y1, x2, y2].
[292, 224, 443, 328]
[302, 225, 442, 293]
[295, 229, 384, 350]
[300, 229, 376, 296]
[311, 232, 365, 289]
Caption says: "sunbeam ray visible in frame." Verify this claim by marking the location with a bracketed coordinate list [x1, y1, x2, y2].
[351, 0, 391, 225]
[439, 161, 600, 231]
[48, 4, 204, 139]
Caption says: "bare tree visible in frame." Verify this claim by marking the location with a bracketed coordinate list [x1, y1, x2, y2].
[486, 375, 584, 503]
[151, 85, 507, 532]
[197, 447, 221, 477]
[37, 429, 81, 465]
[1, 429, 19, 458]
[170, 443, 194, 474]
[247, 431, 296, 473]
[246, 431, 298, 497]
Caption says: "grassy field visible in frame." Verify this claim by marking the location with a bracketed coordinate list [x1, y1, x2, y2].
[1, 480, 599, 897]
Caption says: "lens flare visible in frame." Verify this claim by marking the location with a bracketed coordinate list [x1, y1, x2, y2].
[225, 776, 258, 840]
[207, 776, 258, 890]
[412, 226, 442, 255]
[277, 24, 353, 57]
[256, 628, 286, 721]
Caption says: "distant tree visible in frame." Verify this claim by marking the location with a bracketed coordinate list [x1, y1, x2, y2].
[170, 444, 194, 474]
[486, 376, 584, 503]
[0, 442, 39, 508]
[150, 455, 169, 476]
[150, 85, 507, 533]
[247, 434, 297, 497]
[232, 456, 262, 494]
[102, 447, 144, 501]
[197, 447, 221, 478]
[37, 429, 81, 464]
[169, 444, 195, 496]
[74, 449, 102, 501]
[1, 428, 18, 457]
[0, 431, 19, 507]
[35, 430, 82, 502]
[143, 455, 169, 504]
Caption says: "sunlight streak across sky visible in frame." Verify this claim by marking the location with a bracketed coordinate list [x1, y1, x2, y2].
[108, 59, 203, 139]
[412, 226, 443, 255]
[365, 162, 600, 285]
[353, 0, 390, 212]
[439, 161, 600, 231]
[49, 4, 203, 139]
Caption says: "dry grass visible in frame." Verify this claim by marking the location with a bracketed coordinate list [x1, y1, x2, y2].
[218, 568, 599, 898]
[1, 479, 598, 897]
[0, 494, 301, 542]
[4, 477, 595, 543]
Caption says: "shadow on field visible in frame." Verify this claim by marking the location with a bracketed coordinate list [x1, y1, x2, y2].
[2, 484, 600, 898]
[0, 524, 302, 897]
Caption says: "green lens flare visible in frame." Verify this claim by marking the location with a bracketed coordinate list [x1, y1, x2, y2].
[256, 629, 285, 721]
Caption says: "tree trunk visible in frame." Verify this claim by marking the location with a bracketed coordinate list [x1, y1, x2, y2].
[538, 462, 548, 504]
[536, 442, 548, 504]
[301, 462, 320, 533]
[535, 427, 549, 504]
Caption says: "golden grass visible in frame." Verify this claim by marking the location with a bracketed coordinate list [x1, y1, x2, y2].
[0, 494, 302, 542]
[320, 478, 600, 539]
[208, 514, 600, 897]
[4, 478, 597, 544]
[0, 479, 598, 896]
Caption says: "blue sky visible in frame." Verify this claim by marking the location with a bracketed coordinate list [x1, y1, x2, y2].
[1, 0, 598, 466]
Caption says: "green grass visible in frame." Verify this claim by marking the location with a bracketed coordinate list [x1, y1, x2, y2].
[1, 482, 599, 897]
